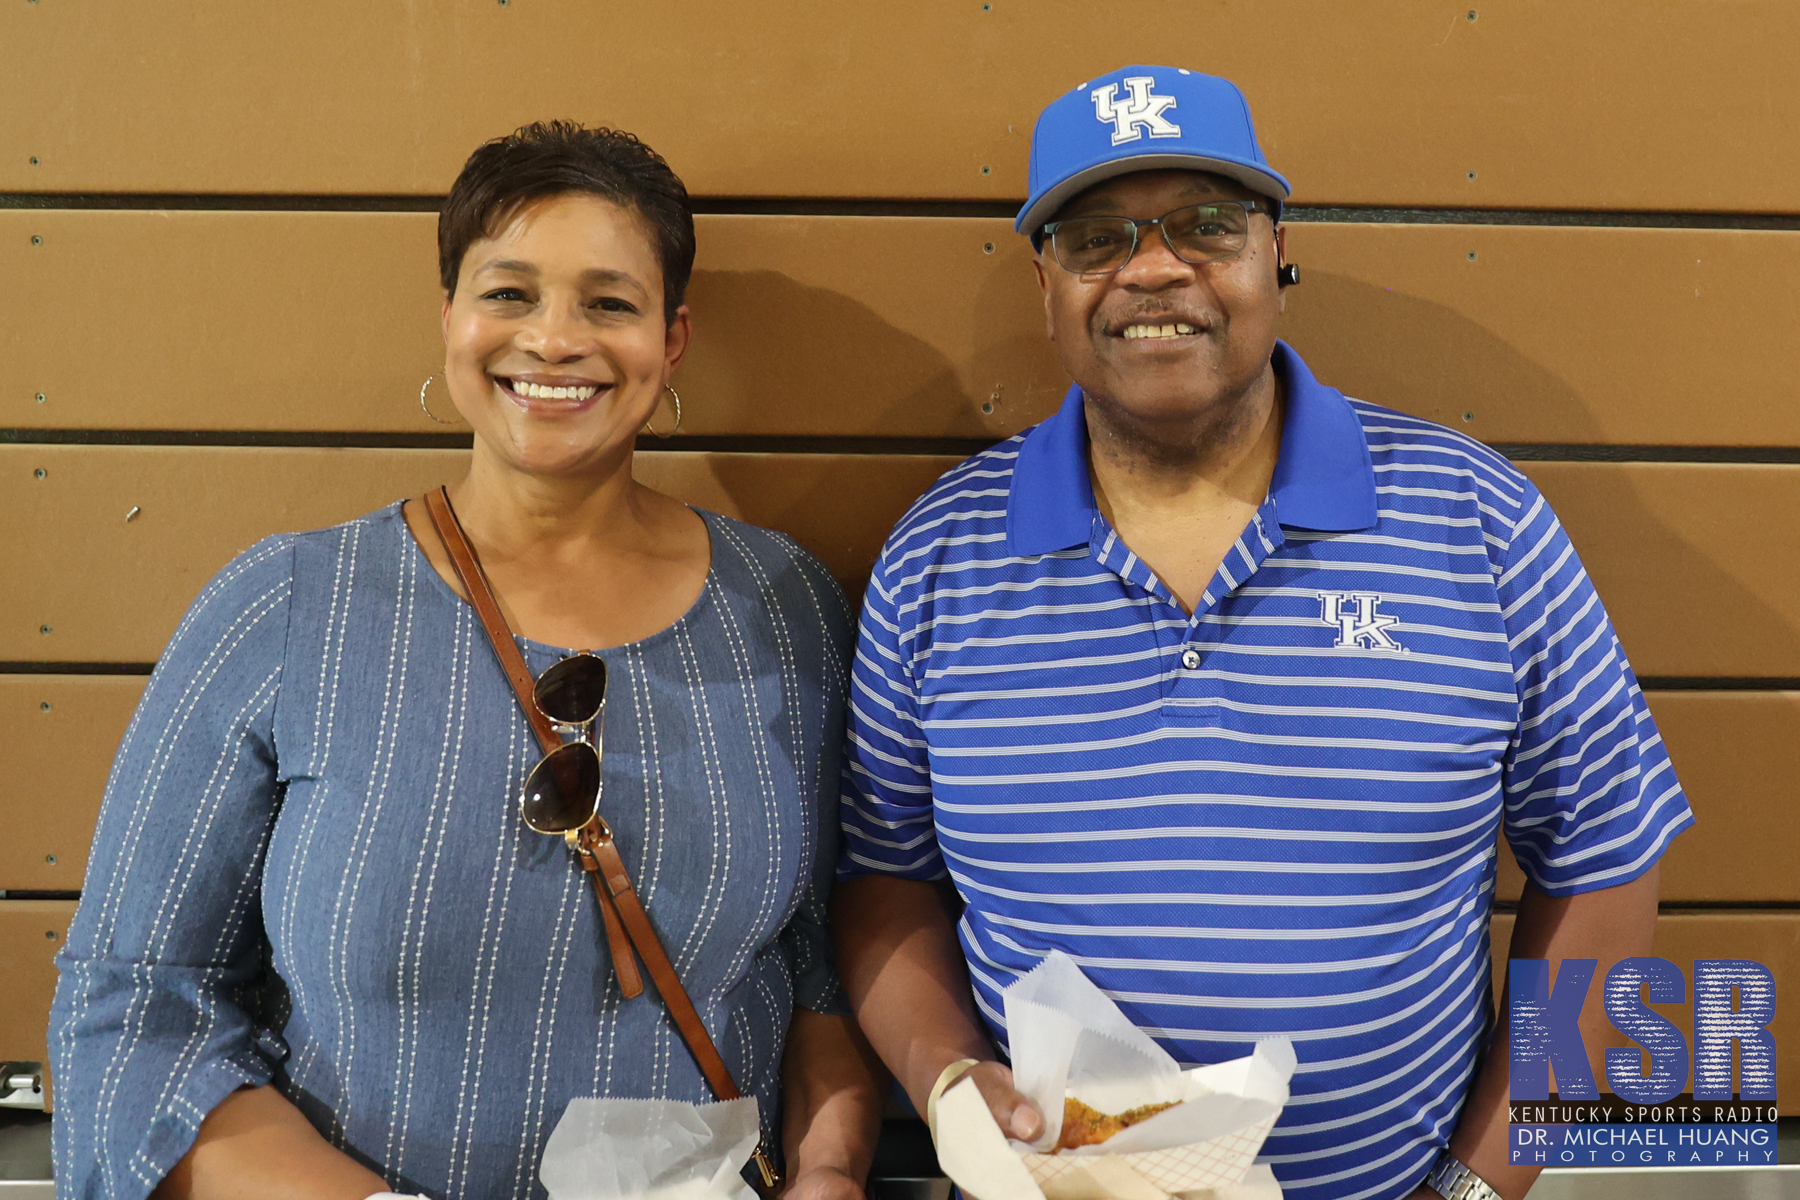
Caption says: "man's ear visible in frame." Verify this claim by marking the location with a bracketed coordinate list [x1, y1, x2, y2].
[1033, 252, 1057, 342]
[1278, 227, 1289, 313]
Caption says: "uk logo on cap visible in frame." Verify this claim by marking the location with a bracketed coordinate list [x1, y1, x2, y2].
[1092, 77, 1180, 145]
[1016, 64, 1291, 237]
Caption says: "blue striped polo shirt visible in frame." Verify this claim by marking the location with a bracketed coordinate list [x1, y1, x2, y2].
[837, 342, 1692, 1200]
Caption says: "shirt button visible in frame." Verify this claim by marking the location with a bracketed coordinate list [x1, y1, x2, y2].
[1180, 648, 1201, 670]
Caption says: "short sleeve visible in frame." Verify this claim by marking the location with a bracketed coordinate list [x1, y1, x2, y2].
[779, 889, 850, 1016]
[1497, 482, 1694, 896]
[50, 536, 296, 1200]
[836, 562, 946, 881]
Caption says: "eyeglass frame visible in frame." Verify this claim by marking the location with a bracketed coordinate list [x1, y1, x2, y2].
[519, 652, 609, 838]
[1037, 198, 1276, 277]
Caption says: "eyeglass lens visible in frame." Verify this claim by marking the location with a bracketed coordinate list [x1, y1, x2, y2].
[1053, 203, 1253, 275]
[520, 741, 602, 833]
[535, 654, 607, 726]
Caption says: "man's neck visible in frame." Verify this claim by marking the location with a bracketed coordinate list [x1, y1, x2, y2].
[1085, 365, 1285, 526]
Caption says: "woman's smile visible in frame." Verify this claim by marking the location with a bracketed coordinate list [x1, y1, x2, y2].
[492, 373, 610, 413]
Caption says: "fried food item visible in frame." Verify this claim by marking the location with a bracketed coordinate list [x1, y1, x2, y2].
[1056, 1096, 1178, 1150]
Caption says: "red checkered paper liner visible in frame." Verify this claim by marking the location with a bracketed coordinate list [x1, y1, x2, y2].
[1021, 1112, 1279, 1193]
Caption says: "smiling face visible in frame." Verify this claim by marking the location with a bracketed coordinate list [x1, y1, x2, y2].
[1034, 169, 1285, 443]
[441, 191, 690, 479]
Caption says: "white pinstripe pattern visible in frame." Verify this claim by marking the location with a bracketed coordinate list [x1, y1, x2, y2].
[51, 504, 850, 1200]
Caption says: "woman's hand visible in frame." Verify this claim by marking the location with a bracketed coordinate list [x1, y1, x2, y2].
[781, 1164, 867, 1200]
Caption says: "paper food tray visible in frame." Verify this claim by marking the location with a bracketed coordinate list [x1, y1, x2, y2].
[1023, 1112, 1278, 1193]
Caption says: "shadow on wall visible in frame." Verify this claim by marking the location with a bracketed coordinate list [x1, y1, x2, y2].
[1282, 267, 1589, 438]
[969, 250, 1075, 434]
[1281, 270, 1800, 680]
[684, 267, 1063, 439]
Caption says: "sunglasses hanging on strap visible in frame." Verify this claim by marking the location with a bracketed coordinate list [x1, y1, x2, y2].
[422, 487, 781, 1195]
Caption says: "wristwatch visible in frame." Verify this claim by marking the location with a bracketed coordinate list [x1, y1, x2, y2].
[1422, 1151, 1502, 1200]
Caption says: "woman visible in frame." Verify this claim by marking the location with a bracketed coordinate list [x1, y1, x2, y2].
[51, 121, 882, 1200]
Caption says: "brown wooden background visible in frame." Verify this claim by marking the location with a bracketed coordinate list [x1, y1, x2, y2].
[5, 1, 1798, 1111]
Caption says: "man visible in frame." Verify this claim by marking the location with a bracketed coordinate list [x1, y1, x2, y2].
[834, 65, 1691, 1200]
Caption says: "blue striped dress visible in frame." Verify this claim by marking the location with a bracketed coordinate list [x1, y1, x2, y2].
[838, 343, 1693, 1200]
[51, 503, 851, 1200]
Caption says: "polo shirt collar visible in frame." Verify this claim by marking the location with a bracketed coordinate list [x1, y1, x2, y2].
[1005, 340, 1378, 557]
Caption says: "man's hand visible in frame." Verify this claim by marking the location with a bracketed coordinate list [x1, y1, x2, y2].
[780, 1165, 865, 1200]
[955, 1061, 1044, 1145]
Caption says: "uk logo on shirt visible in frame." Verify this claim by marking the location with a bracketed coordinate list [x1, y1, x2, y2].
[1319, 592, 1405, 651]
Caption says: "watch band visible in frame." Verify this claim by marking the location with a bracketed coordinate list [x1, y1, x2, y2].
[1423, 1151, 1503, 1200]
[926, 1058, 980, 1144]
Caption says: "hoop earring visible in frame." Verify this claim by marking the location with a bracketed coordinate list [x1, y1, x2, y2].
[419, 374, 455, 424]
[643, 385, 683, 438]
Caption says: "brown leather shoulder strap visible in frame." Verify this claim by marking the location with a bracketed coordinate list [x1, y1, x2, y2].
[421, 487, 644, 1000]
[420, 489, 747, 1104]
[583, 827, 742, 1101]
[423, 487, 562, 757]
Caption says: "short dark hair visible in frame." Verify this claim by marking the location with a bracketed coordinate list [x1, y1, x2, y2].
[438, 120, 695, 324]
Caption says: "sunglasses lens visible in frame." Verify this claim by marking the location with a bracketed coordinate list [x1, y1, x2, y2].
[535, 655, 607, 725]
[520, 742, 600, 833]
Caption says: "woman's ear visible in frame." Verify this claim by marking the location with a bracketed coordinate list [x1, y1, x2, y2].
[663, 303, 693, 377]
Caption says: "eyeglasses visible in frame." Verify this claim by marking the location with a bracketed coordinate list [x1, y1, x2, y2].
[1041, 199, 1272, 276]
[519, 652, 608, 836]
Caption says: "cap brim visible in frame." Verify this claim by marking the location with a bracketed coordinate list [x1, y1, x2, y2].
[1015, 153, 1292, 235]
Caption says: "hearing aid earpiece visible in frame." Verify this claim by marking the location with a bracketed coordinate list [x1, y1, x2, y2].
[1278, 263, 1301, 287]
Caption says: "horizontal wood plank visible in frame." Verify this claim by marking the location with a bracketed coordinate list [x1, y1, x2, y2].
[0, 678, 144, 892]
[1490, 912, 1800, 1113]
[0, 445, 959, 661]
[11, 686, 1787, 906]
[1283, 224, 1800, 447]
[1521, 463, 1800, 679]
[0, 900, 76, 1077]
[7, 449, 1798, 675]
[6, 3, 1800, 210]
[0, 210, 1057, 441]
[1495, 692, 1800, 904]
[9, 212, 1800, 447]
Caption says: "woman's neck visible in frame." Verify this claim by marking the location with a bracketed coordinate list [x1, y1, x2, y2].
[408, 439, 711, 650]
[448, 439, 651, 565]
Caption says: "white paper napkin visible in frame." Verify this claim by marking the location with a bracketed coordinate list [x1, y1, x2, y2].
[937, 951, 1296, 1200]
[540, 1096, 762, 1200]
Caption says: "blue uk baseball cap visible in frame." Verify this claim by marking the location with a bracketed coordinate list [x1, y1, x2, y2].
[1015, 65, 1291, 238]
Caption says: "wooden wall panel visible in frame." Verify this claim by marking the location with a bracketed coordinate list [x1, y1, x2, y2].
[1495, 692, 1800, 904]
[20, 689, 1791, 920]
[7, 3, 1800, 211]
[0, 210, 1055, 440]
[0, 900, 75, 1072]
[10, 211, 1800, 446]
[0, 678, 145, 891]
[0, 445, 958, 662]
[8, 449, 1797, 674]
[1522, 463, 1800, 680]
[1490, 912, 1800, 1113]
[1281, 224, 1800, 447]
